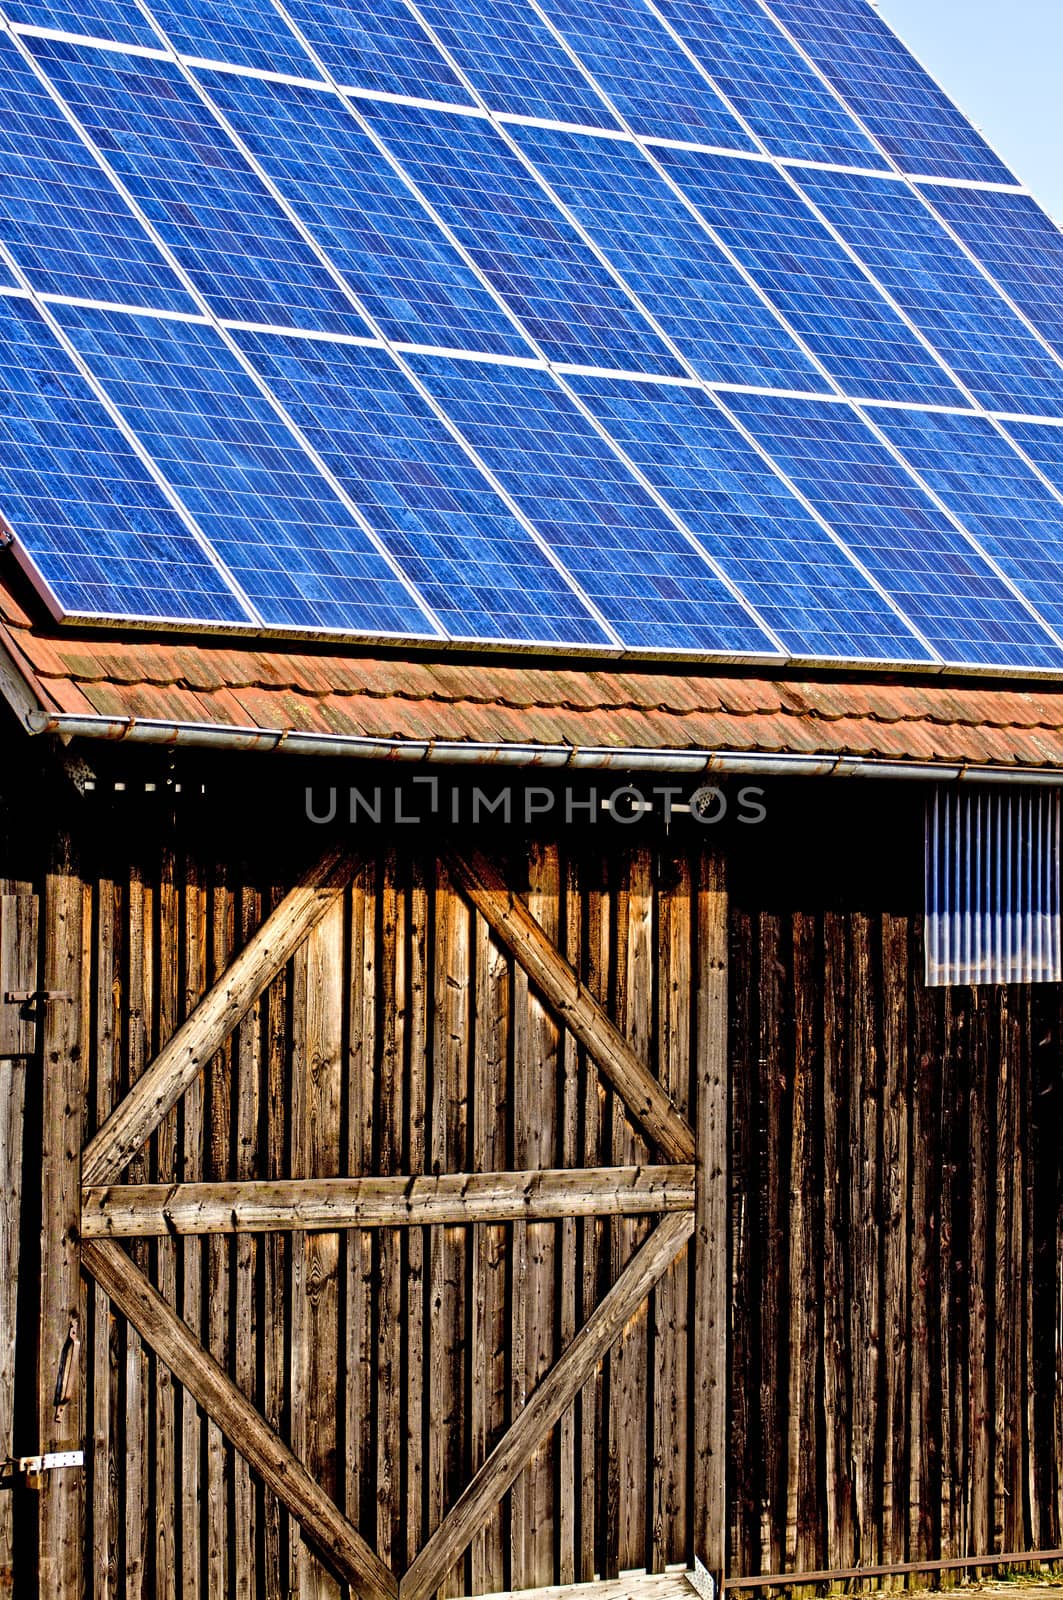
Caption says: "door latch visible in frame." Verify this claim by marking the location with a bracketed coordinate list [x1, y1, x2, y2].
[0, 1451, 84, 1491]
[3, 990, 73, 1004]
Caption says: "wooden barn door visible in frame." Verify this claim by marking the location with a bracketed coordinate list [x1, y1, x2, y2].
[43, 838, 727, 1598]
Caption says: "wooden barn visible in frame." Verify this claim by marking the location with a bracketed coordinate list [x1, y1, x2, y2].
[1, 567, 1062, 1598]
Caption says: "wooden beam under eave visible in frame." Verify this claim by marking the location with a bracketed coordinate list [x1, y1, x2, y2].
[81, 1240, 397, 1600]
[694, 849, 729, 1594]
[80, 1165, 696, 1237]
[399, 1209, 694, 1600]
[446, 849, 696, 1164]
[81, 844, 354, 1188]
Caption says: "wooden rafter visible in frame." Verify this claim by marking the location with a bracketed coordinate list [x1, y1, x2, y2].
[81, 1165, 696, 1237]
[81, 844, 354, 1186]
[82, 1239, 397, 1600]
[446, 849, 696, 1163]
[400, 1209, 695, 1600]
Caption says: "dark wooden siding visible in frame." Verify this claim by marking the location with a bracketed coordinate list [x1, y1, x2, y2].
[1, 763, 1061, 1598]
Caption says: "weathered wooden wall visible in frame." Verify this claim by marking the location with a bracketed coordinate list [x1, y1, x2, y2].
[1, 767, 1061, 1600]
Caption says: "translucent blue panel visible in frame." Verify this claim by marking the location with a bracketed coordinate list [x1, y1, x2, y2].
[0, 35, 195, 313]
[414, 0, 620, 129]
[798, 167, 1063, 420]
[0, 295, 248, 623]
[361, 102, 682, 375]
[407, 352, 778, 653]
[874, 407, 1063, 639]
[726, 390, 1063, 669]
[147, 0, 319, 74]
[232, 330, 608, 644]
[654, 145, 963, 407]
[32, 38, 370, 335]
[566, 372, 928, 662]
[654, 0, 886, 168]
[536, 0, 756, 149]
[1, 0, 160, 47]
[513, 126, 820, 391]
[764, 0, 1017, 185]
[923, 186, 1063, 368]
[53, 303, 434, 635]
[202, 71, 529, 357]
[282, 0, 472, 105]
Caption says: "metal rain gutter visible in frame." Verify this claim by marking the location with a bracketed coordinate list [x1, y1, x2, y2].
[23, 708, 1063, 785]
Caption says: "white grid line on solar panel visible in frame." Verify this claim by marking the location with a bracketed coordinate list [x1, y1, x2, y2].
[0, 239, 262, 624]
[1, 17, 1036, 195]
[20, 33, 450, 637]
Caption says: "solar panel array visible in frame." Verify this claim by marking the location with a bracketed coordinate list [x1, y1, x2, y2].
[2, 0, 1063, 671]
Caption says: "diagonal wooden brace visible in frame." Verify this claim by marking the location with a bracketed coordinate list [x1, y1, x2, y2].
[446, 849, 695, 1162]
[82, 1240, 396, 1600]
[400, 1208, 694, 1600]
[82, 844, 354, 1187]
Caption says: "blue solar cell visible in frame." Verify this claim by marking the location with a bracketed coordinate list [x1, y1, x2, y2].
[0, 295, 249, 623]
[654, 145, 964, 407]
[1001, 421, 1063, 509]
[413, 0, 621, 128]
[536, 0, 757, 148]
[512, 126, 820, 391]
[654, 0, 888, 169]
[725, 390, 1063, 669]
[566, 372, 929, 662]
[147, 0, 319, 75]
[282, 0, 472, 105]
[0, 34, 195, 313]
[232, 329, 609, 644]
[764, 0, 1017, 185]
[31, 37, 371, 335]
[361, 102, 683, 375]
[922, 186, 1063, 370]
[873, 406, 1063, 641]
[407, 351, 779, 653]
[797, 167, 1063, 419]
[202, 71, 529, 357]
[0, 0, 160, 48]
[53, 302, 435, 635]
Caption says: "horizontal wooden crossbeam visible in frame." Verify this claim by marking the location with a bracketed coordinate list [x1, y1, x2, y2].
[446, 849, 696, 1163]
[81, 844, 354, 1187]
[400, 1208, 694, 1600]
[82, 1239, 396, 1600]
[80, 1165, 695, 1237]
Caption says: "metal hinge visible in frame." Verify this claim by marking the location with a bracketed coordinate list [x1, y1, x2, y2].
[3, 990, 73, 1004]
[0, 1451, 84, 1491]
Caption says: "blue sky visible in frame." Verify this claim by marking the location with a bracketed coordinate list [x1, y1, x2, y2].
[880, 0, 1063, 219]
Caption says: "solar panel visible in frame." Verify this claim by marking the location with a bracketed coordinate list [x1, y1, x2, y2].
[509, 125, 823, 391]
[1, 0, 1063, 676]
[763, 0, 1018, 185]
[652, 0, 888, 170]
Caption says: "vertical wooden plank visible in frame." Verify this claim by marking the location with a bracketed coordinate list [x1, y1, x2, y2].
[557, 851, 581, 1588]
[788, 911, 819, 1582]
[405, 859, 430, 1574]
[231, 883, 261, 1600]
[154, 849, 179, 1600]
[881, 913, 910, 1567]
[38, 834, 85, 1599]
[969, 990, 991, 1566]
[301, 894, 344, 1600]
[91, 875, 120, 1600]
[694, 846, 728, 1591]
[470, 900, 506, 1593]
[262, 883, 289, 1600]
[653, 849, 691, 1571]
[523, 842, 560, 1587]
[377, 851, 404, 1571]
[180, 856, 206, 1600]
[509, 861, 531, 1595]
[849, 912, 881, 1574]
[345, 859, 375, 1555]
[206, 867, 233, 1600]
[940, 992, 964, 1562]
[582, 856, 608, 1584]
[729, 902, 756, 1581]
[0, 882, 33, 1594]
[290, 925, 310, 1599]
[909, 918, 936, 1564]
[123, 864, 151, 1598]
[757, 910, 784, 1576]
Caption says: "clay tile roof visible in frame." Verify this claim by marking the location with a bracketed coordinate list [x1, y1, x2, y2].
[5, 572, 1063, 771]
